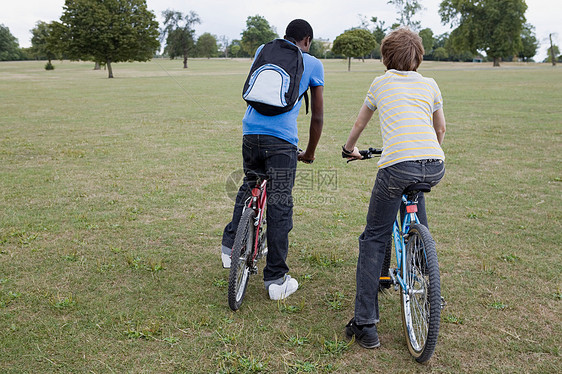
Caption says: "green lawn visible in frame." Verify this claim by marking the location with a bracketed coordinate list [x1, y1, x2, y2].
[1, 58, 561, 373]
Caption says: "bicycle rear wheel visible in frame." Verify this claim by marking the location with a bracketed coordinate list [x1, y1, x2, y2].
[400, 223, 441, 363]
[228, 208, 256, 311]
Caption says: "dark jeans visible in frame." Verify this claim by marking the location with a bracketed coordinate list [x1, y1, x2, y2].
[222, 135, 298, 282]
[354, 160, 445, 325]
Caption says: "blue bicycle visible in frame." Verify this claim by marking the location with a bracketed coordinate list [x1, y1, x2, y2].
[347, 147, 444, 363]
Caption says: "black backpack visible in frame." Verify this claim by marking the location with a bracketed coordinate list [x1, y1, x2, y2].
[242, 39, 308, 116]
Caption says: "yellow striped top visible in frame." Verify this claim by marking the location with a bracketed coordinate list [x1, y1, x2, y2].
[364, 70, 445, 168]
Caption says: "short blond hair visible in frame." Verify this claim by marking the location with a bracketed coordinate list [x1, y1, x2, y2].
[380, 28, 424, 71]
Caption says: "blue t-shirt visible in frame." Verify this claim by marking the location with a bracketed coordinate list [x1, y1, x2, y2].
[242, 41, 325, 146]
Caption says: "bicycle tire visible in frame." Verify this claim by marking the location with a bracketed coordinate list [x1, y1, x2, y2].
[228, 208, 256, 311]
[400, 223, 441, 363]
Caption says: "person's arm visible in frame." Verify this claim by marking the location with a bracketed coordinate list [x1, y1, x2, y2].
[298, 85, 324, 163]
[433, 108, 446, 145]
[343, 103, 375, 159]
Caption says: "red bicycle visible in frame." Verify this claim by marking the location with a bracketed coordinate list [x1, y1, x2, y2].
[228, 178, 268, 311]
[228, 149, 312, 310]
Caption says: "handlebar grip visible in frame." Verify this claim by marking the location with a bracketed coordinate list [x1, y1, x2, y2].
[359, 149, 372, 159]
[344, 147, 382, 162]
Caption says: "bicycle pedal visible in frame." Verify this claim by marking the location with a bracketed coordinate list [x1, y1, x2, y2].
[440, 296, 447, 310]
[378, 276, 393, 292]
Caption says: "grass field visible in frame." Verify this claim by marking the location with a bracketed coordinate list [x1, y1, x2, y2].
[1, 58, 561, 373]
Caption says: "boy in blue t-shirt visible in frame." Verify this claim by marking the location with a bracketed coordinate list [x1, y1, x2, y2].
[222, 19, 324, 301]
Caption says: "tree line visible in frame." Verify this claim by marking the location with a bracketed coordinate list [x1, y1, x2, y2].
[0, 0, 560, 77]
[332, 0, 557, 70]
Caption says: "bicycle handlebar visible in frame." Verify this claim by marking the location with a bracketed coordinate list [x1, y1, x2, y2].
[342, 147, 382, 163]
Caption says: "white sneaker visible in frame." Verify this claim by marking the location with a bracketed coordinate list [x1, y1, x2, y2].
[267, 275, 298, 300]
[221, 245, 231, 269]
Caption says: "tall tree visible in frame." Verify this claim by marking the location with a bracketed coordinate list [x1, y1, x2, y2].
[419, 28, 434, 56]
[30, 21, 60, 64]
[518, 23, 538, 62]
[161, 9, 200, 68]
[439, 0, 527, 67]
[58, 0, 159, 78]
[332, 29, 378, 71]
[240, 15, 278, 58]
[388, 0, 422, 30]
[196, 33, 218, 58]
[0, 24, 21, 61]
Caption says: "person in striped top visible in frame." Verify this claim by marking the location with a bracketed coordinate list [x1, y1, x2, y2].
[342, 28, 446, 349]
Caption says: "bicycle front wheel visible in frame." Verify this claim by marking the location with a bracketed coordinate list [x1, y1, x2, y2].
[228, 208, 256, 311]
[400, 223, 441, 363]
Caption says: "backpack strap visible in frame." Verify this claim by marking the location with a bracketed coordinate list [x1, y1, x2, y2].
[300, 51, 310, 115]
[300, 89, 309, 115]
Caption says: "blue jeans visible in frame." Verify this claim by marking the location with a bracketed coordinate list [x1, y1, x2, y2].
[222, 135, 298, 282]
[354, 160, 445, 325]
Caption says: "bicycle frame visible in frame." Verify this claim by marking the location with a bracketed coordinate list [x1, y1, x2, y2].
[246, 179, 267, 262]
[392, 194, 421, 292]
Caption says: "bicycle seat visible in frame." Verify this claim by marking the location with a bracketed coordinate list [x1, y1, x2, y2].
[404, 182, 432, 194]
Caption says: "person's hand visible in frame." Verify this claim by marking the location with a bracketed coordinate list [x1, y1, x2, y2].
[342, 145, 362, 160]
[298, 150, 314, 164]
[348, 146, 362, 160]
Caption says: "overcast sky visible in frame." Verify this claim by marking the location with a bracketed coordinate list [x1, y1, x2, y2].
[1, 0, 560, 61]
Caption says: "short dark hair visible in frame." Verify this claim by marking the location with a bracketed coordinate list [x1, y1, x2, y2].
[285, 19, 313, 42]
[380, 28, 424, 71]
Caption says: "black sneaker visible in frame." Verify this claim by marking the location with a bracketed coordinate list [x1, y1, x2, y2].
[345, 318, 380, 349]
